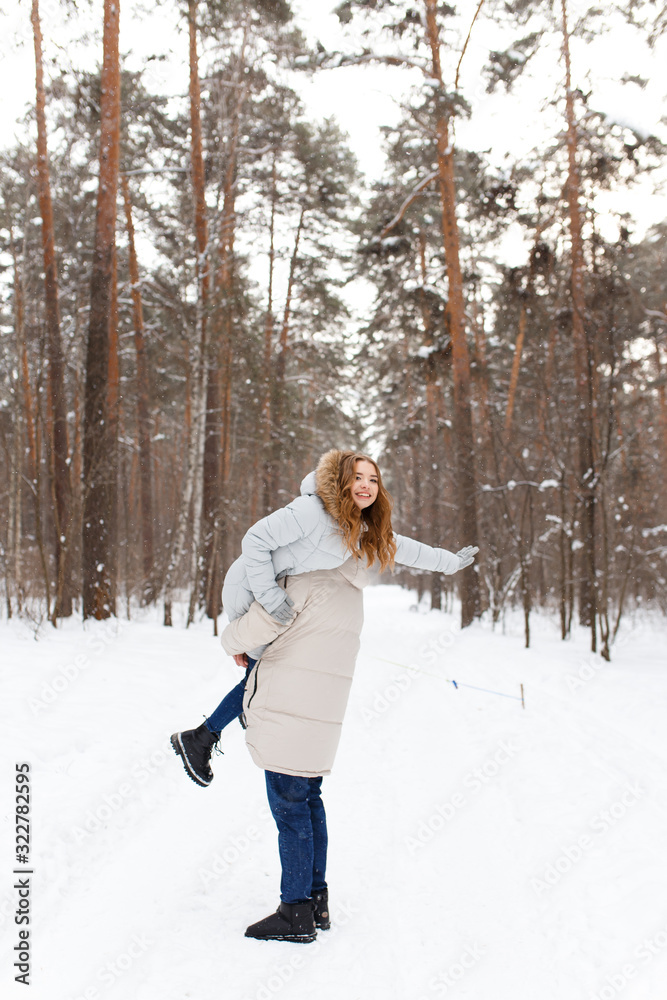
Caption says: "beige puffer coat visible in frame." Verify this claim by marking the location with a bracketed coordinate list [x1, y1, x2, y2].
[220, 557, 369, 778]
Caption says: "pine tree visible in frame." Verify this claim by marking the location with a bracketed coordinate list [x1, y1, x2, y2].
[83, 0, 121, 619]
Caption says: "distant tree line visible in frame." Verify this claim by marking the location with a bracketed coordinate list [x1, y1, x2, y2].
[0, 0, 665, 657]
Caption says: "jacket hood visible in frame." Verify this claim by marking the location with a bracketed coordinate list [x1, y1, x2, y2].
[314, 448, 346, 521]
[299, 471, 317, 496]
[299, 449, 344, 521]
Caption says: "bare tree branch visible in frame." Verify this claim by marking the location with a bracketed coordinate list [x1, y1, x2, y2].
[455, 0, 487, 91]
[379, 170, 439, 238]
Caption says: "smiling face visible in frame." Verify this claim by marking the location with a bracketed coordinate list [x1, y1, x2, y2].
[350, 459, 379, 510]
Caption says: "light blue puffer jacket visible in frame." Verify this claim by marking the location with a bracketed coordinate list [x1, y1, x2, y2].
[221, 470, 461, 635]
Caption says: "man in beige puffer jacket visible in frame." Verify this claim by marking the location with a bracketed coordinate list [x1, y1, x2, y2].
[220, 556, 369, 943]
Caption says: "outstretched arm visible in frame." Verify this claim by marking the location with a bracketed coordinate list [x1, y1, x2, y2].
[394, 534, 479, 574]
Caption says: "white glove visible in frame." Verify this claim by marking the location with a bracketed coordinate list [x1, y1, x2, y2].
[268, 594, 296, 625]
[456, 546, 479, 570]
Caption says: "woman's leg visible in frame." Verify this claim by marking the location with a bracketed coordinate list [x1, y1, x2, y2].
[171, 658, 256, 787]
[244, 771, 319, 941]
[265, 770, 314, 904]
[307, 777, 328, 893]
[204, 657, 255, 734]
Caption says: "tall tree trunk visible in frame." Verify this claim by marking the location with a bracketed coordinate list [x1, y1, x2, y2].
[13, 243, 49, 611]
[205, 185, 236, 624]
[164, 0, 210, 626]
[4, 403, 22, 617]
[262, 154, 277, 513]
[558, 473, 570, 640]
[202, 33, 248, 623]
[424, 0, 480, 626]
[271, 201, 305, 501]
[469, 290, 492, 447]
[70, 282, 86, 596]
[597, 479, 611, 661]
[417, 231, 442, 610]
[560, 0, 596, 651]
[7, 237, 26, 615]
[121, 174, 154, 604]
[33, 366, 52, 613]
[19, 329, 37, 488]
[31, 0, 73, 619]
[82, 0, 121, 620]
[16, 258, 43, 610]
[654, 329, 667, 518]
[108, 243, 120, 606]
[505, 301, 528, 435]
[188, 0, 210, 324]
[518, 486, 533, 649]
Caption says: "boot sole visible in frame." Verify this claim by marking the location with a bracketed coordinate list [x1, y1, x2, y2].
[245, 930, 317, 943]
[170, 733, 212, 787]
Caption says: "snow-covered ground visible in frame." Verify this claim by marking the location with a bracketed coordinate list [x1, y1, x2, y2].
[1, 586, 666, 1000]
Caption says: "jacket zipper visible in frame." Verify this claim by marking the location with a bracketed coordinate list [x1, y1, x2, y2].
[246, 661, 260, 710]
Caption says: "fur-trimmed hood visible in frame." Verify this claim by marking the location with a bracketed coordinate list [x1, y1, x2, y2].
[298, 448, 345, 522]
[315, 448, 345, 520]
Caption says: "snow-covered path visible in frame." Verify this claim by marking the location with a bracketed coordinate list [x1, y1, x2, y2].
[2, 586, 667, 1000]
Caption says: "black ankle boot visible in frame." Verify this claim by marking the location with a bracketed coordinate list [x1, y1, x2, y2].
[170, 722, 219, 787]
[312, 889, 330, 930]
[245, 902, 317, 943]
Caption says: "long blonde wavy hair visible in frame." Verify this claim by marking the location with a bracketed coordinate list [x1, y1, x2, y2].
[317, 450, 397, 571]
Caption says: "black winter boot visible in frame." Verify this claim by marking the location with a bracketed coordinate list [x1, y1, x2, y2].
[245, 902, 317, 943]
[170, 722, 219, 787]
[312, 890, 330, 930]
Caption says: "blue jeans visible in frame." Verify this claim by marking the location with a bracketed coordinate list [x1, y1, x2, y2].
[204, 658, 256, 734]
[265, 771, 328, 904]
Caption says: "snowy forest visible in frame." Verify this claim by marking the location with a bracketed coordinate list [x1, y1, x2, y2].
[1, 0, 666, 658]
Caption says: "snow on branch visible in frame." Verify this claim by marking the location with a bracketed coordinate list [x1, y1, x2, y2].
[121, 167, 188, 176]
[642, 525, 667, 537]
[479, 478, 560, 493]
[644, 308, 667, 325]
[317, 50, 430, 76]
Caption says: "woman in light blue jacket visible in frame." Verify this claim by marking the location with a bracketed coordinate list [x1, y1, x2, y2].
[171, 448, 477, 788]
